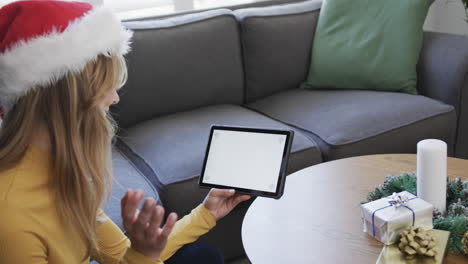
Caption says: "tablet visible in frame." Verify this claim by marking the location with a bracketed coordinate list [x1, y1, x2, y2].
[199, 125, 294, 199]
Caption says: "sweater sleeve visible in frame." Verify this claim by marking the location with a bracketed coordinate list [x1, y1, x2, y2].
[93, 204, 216, 264]
[160, 204, 216, 261]
[0, 202, 48, 263]
[92, 209, 162, 264]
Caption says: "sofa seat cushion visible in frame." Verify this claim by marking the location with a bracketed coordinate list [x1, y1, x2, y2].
[119, 104, 321, 190]
[248, 89, 456, 160]
[101, 148, 160, 230]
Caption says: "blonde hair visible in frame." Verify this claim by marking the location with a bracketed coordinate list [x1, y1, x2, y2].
[0, 55, 127, 259]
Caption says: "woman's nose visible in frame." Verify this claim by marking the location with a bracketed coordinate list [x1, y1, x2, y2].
[112, 91, 120, 105]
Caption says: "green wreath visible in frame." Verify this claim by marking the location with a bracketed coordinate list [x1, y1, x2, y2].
[365, 172, 468, 256]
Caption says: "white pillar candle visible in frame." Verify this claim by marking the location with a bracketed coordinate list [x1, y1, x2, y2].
[417, 139, 447, 214]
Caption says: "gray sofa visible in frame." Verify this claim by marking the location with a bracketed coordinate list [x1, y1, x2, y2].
[101, 0, 468, 261]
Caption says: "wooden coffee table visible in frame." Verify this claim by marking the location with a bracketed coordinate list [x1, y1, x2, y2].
[241, 154, 468, 264]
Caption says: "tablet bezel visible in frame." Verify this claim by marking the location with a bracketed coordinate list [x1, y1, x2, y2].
[198, 125, 294, 199]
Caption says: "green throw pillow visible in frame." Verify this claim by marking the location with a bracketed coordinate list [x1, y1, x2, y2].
[302, 0, 433, 94]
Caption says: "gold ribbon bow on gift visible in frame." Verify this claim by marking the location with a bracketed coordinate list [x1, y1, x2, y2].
[398, 226, 437, 259]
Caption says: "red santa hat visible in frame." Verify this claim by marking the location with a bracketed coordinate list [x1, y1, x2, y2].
[0, 0, 132, 114]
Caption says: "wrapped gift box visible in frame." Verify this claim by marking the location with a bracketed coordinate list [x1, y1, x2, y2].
[376, 229, 450, 264]
[361, 191, 434, 245]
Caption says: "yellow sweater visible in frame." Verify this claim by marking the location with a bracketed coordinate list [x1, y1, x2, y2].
[0, 145, 216, 264]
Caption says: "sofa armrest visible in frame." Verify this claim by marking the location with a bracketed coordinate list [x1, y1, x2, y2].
[417, 31, 468, 158]
[106, 147, 161, 230]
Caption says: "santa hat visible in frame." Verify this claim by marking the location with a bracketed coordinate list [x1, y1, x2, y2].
[0, 0, 132, 114]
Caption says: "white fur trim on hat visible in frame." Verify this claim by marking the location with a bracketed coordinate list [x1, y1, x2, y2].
[0, 6, 132, 112]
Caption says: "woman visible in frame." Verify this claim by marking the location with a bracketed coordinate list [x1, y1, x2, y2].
[0, 1, 250, 263]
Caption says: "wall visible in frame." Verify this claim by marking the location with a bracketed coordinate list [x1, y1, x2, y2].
[0, 0, 104, 7]
[424, 0, 468, 35]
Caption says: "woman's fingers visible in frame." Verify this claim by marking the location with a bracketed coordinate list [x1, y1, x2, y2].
[120, 189, 178, 260]
[121, 189, 131, 208]
[210, 188, 235, 198]
[133, 209, 141, 222]
[160, 212, 178, 239]
[133, 198, 156, 236]
[121, 190, 133, 230]
[234, 194, 251, 204]
[227, 194, 251, 210]
[129, 190, 144, 220]
[122, 190, 144, 231]
[146, 206, 165, 241]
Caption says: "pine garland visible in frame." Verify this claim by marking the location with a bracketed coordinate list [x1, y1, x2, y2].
[366, 172, 417, 201]
[366, 172, 468, 256]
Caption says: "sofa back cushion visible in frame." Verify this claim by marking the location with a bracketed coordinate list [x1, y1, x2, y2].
[302, 0, 431, 95]
[116, 9, 244, 128]
[234, 1, 321, 103]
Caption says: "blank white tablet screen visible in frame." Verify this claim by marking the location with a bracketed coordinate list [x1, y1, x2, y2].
[202, 129, 287, 192]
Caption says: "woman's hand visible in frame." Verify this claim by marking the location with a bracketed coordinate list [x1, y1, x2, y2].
[203, 189, 251, 221]
[121, 189, 178, 261]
